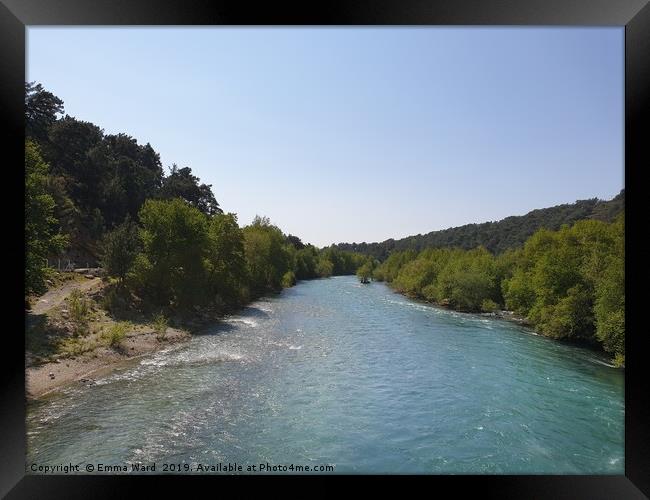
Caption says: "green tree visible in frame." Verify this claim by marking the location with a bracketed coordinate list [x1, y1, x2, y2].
[205, 212, 249, 307]
[131, 198, 209, 308]
[45, 115, 104, 209]
[286, 234, 305, 249]
[356, 257, 376, 283]
[25, 141, 67, 295]
[100, 133, 164, 227]
[373, 249, 417, 282]
[315, 257, 334, 278]
[502, 218, 624, 353]
[242, 216, 291, 294]
[295, 245, 319, 279]
[593, 217, 625, 361]
[100, 215, 140, 283]
[25, 82, 64, 144]
[281, 271, 297, 288]
[158, 165, 221, 216]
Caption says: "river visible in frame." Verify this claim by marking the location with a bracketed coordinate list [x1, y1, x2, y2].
[27, 276, 624, 474]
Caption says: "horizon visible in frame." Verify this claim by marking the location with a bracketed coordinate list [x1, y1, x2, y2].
[27, 27, 624, 247]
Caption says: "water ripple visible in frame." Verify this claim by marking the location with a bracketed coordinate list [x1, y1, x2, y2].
[27, 277, 623, 474]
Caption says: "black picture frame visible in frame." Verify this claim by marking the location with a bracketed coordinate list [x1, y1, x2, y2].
[2, 1, 648, 497]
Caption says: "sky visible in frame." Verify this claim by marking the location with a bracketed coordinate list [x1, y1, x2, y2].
[27, 27, 624, 247]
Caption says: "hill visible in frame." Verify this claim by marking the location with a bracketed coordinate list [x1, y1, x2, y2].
[333, 190, 625, 260]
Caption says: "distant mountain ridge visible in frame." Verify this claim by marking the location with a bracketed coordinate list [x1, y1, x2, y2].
[333, 190, 625, 260]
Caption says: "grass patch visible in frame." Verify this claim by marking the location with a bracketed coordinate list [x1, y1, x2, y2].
[57, 336, 98, 358]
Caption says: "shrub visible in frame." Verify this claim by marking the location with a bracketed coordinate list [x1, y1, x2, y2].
[58, 336, 97, 357]
[613, 353, 625, 368]
[152, 313, 168, 341]
[103, 322, 128, 347]
[68, 289, 91, 336]
[481, 299, 499, 313]
[281, 271, 296, 288]
[100, 284, 124, 314]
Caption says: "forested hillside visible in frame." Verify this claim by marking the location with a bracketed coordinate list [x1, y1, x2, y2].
[25, 82, 364, 304]
[335, 191, 624, 260]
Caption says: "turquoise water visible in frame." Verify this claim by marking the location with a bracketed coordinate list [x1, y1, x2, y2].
[27, 276, 624, 474]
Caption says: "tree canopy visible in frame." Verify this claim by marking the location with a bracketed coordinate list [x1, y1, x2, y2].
[334, 192, 625, 260]
[25, 140, 67, 295]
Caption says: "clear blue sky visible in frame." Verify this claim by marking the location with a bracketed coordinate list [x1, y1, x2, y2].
[27, 27, 623, 247]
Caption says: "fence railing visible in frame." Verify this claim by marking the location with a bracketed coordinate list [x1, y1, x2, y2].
[45, 259, 100, 272]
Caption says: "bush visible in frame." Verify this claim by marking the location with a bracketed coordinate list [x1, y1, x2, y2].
[613, 353, 625, 368]
[58, 336, 97, 357]
[281, 271, 296, 288]
[100, 284, 126, 314]
[481, 299, 499, 313]
[68, 289, 91, 336]
[103, 322, 128, 347]
[315, 258, 334, 278]
[152, 313, 168, 341]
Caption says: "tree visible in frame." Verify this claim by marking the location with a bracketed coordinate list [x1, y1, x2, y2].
[25, 141, 67, 296]
[286, 234, 305, 249]
[295, 245, 319, 279]
[100, 133, 164, 226]
[100, 215, 140, 283]
[373, 249, 417, 282]
[205, 213, 248, 307]
[158, 165, 221, 216]
[45, 115, 104, 211]
[315, 257, 334, 278]
[501, 217, 624, 353]
[131, 198, 209, 308]
[25, 82, 64, 144]
[356, 257, 376, 283]
[593, 217, 625, 362]
[242, 216, 291, 293]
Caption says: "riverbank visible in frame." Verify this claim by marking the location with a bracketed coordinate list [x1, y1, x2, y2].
[480, 309, 531, 325]
[382, 282, 623, 367]
[388, 286, 530, 324]
[26, 327, 190, 399]
[25, 274, 196, 399]
[26, 273, 296, 399]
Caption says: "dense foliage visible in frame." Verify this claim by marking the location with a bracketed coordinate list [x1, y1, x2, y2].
[25, 140, 67, 295]
[334, 191, 624, 260]
[25, 83, 364, 305]
[25, 82, 624, 365]
[374, 216, 625, 365]
[356, 257, 378, 283]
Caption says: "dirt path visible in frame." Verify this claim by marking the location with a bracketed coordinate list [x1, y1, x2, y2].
[29, 277, 102, 315]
